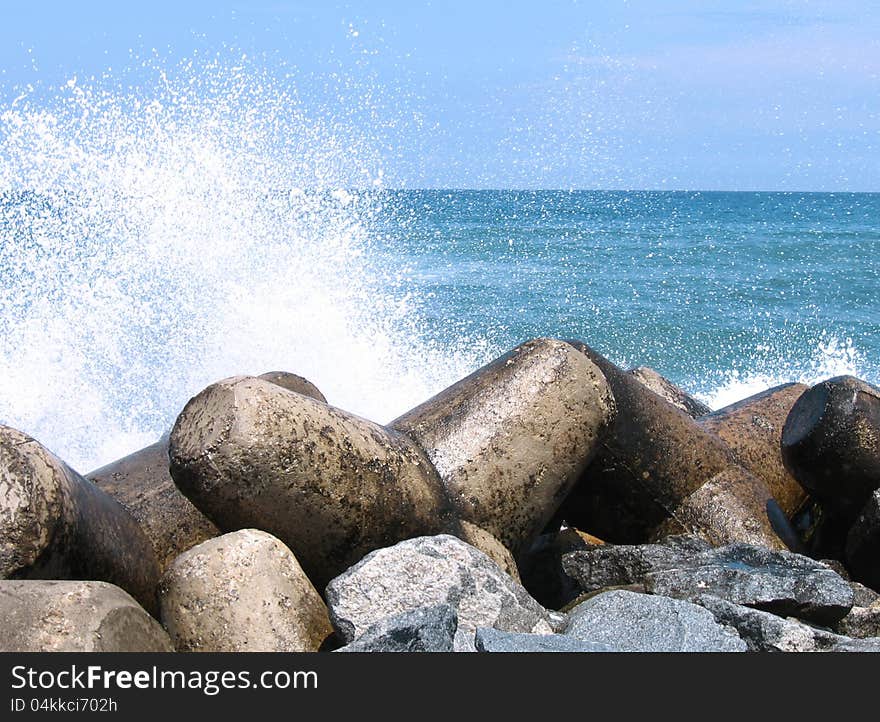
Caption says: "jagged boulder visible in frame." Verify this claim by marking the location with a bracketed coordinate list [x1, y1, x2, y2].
[563, 589, 747, 652]
[326, 535, 552, 652]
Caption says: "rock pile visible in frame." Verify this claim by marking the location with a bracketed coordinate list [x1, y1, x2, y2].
[0, 339, 878, 652]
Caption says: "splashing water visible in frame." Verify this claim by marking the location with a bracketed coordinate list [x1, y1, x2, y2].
[696, 334, 865, 410]
[1, 57, 876, 472]
[0, 56, 487, 471]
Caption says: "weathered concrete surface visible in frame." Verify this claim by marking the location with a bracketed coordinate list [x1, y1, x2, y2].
[628, 366, 711, 418]
[457, 521, 521, 583]
[325, 535, 552, 652]
[697, 383, 809, 518]
[845, 490, 880, 591]
[475, 627, 618, 652]
[695, 595, 880, 652]
[651, 466, 792, 551]
[0, 425, 160, 614]
[644, 544, 854, 626]
[392, 338, 615, 555]
[88, 435, 220, 573]
[559, 341, 790, 549]
[563, 340, 733, 538]
[0, 580, 173, 652]
[782, 375, 880, 526]
[169, 376, 456, 590]
[334, 605, 457, 652]
[255, 371, 327, 403]
[159, 529, 332, 652]
[88, 372, 326, 573]
[563, 589, 746, 652]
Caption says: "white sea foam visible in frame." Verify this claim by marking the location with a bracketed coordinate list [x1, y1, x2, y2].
[0, 56, 486, 472]
[695, 333, 866, 410]
[0, 55, 873, 472]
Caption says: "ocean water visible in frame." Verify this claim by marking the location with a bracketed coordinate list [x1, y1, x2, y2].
[0, 62, 877, 473]
[379, 188, 879, 400]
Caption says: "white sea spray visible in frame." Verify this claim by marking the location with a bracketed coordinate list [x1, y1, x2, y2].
[0, 55, 487, 471]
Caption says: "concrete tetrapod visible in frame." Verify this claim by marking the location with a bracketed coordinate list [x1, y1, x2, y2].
[87, 434, 219, 574]
[653, 466, 801, 551]
[159, 529, 333, 652]
[0, 425, 160, 614]
[391, 338, 616, 556]
[697, 383, 809, 518]
[87, 372, 328, 572]
[628, 366, 711, 418]
[782, 375, 880, 526]
[253, 371, 328, 402]
[559, 340, 792, 550]
[0, 580, 173, 652]
[169, 376, 456, 590]
[845, 490, 880, 592]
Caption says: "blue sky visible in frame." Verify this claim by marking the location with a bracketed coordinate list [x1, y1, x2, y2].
[0, 0, 878, 190]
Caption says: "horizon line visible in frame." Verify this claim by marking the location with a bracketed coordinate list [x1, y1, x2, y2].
[373, 188, 880, 194]
[3, 187, 878, 196]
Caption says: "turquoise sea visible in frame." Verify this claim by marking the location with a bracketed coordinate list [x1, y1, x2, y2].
[1, 188, 877, 474]
[379, 189, 879, 389]
[0, 64, 877, 472]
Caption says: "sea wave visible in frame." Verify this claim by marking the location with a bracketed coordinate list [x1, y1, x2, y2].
[0, 55, 484, 471]
[695, 333, 865, 410]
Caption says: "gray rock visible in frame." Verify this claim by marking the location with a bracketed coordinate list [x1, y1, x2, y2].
[821, 559, 851, 581]
[475, 627, 618, 653]
[564, 538, 853, 626]
[695, 595, 880, 652]
[644, 543, 854, 625]
[832, 636, 880, 652]
[562, 535, 712, 593]
[563, 589, 747, 652]
[0, 580, 173, 652]
[159, 529, 333, 652]
[546, 610, 568, 633]
[325, 535, 552, 652]
[334, 605, 457, 652]
[850, 581, 880, 607]
[836, 602, 880, 639]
